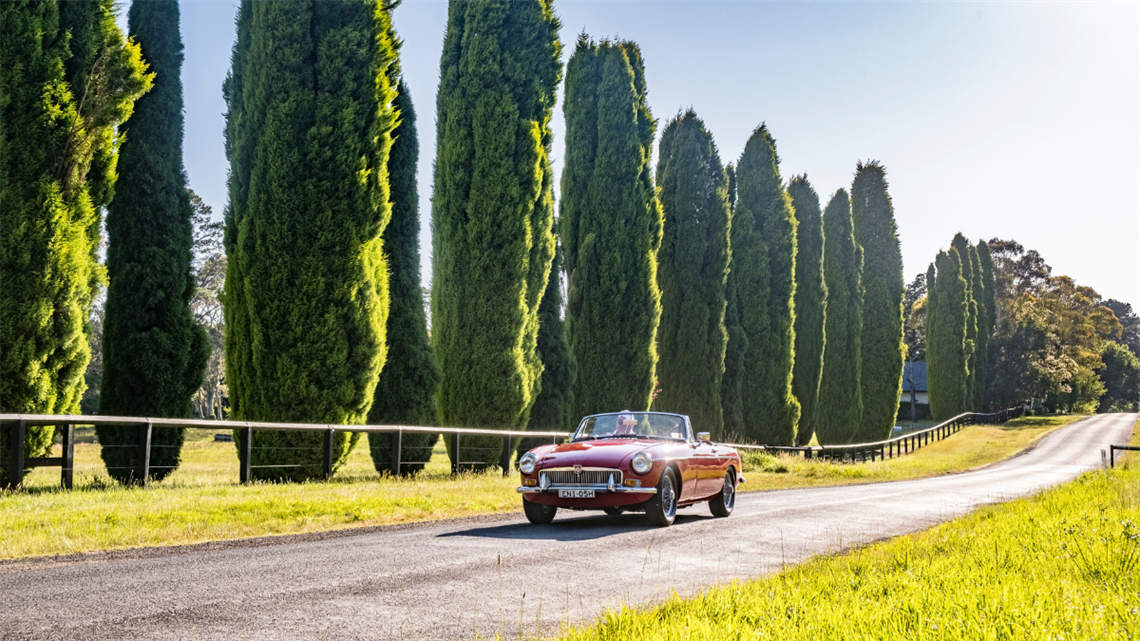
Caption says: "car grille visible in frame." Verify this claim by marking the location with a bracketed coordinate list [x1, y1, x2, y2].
[543, 468, 622, 486]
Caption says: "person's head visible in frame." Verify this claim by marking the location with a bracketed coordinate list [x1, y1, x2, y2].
[616, 412, 636, 434]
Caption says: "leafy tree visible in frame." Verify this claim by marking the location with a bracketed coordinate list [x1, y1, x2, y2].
[188, 190, 226, 420]
[732, 125, 799, 445]
[223, 0, 400, 481]
[432, 0, 562, 468]
[985, 241, 1122, 411]
[903, 272, 928, 363]
[98, 0, 209, 484]
[788, 176, 826, 446]
[721, 165, 748, 439]
[1102, 299, 1140, 358]
[368, 81, 441, 476]
[562, 36, 662, 419]
[1097, 341, 1140, 412]
[654, 110, 731, 438]
[850, 162, 904, 441]
[1, 0, 151, 486]
[817, 189, 862, 445]
[926, 247, 971, 421]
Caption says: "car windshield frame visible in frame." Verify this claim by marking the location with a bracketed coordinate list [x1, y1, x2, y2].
[571, 412, 692, 443]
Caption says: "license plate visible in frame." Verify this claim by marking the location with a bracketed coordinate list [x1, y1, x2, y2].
[558, 489, 595, 499]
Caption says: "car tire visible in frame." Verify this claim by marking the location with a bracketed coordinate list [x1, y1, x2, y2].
[645, 467, 678, 527]
[602, 507, 623, 516]
[523, 499, 557, 525]
[709, 469, 736, 518]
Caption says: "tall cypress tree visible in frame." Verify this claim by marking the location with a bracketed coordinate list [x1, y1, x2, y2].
[367, 80, 440, 476]
[850, 161, 904, 442]
[432, 0, 561, 468]
[1, 0, 150, 486]
[732, 125, 799, 445]
[519, 238, 577, 456]
[654, 111, 731, 438]
[98, 0, 209, 484]
[721, 165, 748, 439]
[817, 190, 862, 444]
[951, 233, 979, 410]
[926, 247, 970, 420]
[223, 0, 399, 481]
[562, 37, 662, 418]
[975, 240, 996, 410]
[788, 176, 826, 446]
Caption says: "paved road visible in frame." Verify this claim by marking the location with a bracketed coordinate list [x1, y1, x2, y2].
[1, 413, 1134, 641]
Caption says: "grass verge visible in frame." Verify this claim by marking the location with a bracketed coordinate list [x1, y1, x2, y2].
[738, 414, 1082, 491]
[555, 462, 1140, 641]
[0, 415, 1083, 560]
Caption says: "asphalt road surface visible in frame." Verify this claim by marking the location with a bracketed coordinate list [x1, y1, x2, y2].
[1, 412, 1135, 641]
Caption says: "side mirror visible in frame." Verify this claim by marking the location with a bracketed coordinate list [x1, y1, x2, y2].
[697, 432, 711, 443]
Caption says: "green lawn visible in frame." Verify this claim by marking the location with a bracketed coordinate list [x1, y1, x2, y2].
[0, 415, 1084, 560]
[554, 457, 1140, 641]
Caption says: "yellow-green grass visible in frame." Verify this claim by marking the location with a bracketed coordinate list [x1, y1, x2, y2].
[0, 416, 1081, 560]
[738, 414, 1082, 491]
[555, 463, 1140, 641]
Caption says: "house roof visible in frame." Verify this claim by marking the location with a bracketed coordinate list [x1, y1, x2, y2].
[902, 361, 927, 392]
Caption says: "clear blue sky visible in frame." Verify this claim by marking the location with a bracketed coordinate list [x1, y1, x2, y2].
[160, 0, 1139, 308]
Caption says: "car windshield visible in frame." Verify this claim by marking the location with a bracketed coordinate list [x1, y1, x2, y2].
[573, 413, 689, 442]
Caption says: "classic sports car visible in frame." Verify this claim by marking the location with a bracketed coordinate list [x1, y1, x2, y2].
[517, 411, 744, 526]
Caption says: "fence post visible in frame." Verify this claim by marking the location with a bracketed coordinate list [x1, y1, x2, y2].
[7, 419, 26, 488]
[240, 426, 252, 484]
[450, 432, 460, 476]
[137, 420, 152, 486]
[323, 427, 335, 480]
[61, 423, 74, 490]
[390, 428, 402, 477]
[1110, 445, 1115, 468]
[500, 435, 512, 477]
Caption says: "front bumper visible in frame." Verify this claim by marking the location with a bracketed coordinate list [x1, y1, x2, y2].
[517, 484, 657, 495]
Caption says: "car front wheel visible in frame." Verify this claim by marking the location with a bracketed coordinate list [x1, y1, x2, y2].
[523, 499, 557, 525]
[645, 467, 678, 527]
[709, 469, 736, 517]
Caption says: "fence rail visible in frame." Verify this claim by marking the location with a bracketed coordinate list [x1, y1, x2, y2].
[2, 407, 1024, 488]
[0, 414, 572, 488]
[1109, 445, 1139, 468]
[762, 407, 1025, 462]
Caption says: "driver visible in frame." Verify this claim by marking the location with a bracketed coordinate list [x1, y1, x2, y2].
[615, 411, 637, 436]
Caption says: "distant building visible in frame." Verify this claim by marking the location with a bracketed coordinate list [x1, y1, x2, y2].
[902, 361, 928, 405]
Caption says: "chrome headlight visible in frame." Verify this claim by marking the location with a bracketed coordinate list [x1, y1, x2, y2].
[631, 452, 652, 475]
[519, 452, 539, 475]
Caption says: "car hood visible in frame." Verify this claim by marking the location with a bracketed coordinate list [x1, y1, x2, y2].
[536, 439, 657, 469]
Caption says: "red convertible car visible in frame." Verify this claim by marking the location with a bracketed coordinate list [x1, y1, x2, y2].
[517, 411, 744, 526]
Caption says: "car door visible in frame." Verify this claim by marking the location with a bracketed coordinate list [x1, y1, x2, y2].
[689, 420, 720, 497]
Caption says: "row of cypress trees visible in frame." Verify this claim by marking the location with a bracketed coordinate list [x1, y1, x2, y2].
[926, 235, 995, 420]
[4, 0, 914, 484]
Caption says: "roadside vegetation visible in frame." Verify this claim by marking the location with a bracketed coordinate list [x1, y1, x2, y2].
[556, 449, 1140, 641]
[0, 415, 1084, 560]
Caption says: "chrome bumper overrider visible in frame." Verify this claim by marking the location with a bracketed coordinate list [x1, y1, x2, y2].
[517, 485, 657, 495]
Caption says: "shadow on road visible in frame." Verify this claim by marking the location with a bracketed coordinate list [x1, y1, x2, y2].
[439, 512, 716, 541]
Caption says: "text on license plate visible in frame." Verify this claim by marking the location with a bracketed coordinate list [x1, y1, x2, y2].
[558, 489, 595, 499]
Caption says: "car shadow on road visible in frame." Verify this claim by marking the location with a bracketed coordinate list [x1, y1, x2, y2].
[439, 512, 717, 541]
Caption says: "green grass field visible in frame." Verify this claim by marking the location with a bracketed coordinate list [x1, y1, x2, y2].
[555, 431, 1140, 641]
[0, 415, 1083, 560]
